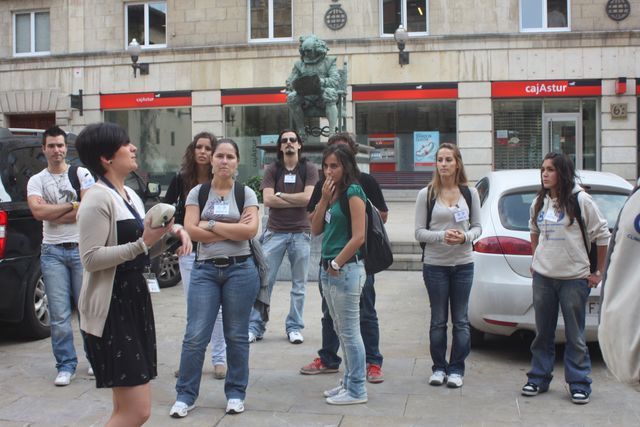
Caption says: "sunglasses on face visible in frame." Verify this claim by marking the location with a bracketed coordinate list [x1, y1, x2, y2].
[280, 137, 298, 144]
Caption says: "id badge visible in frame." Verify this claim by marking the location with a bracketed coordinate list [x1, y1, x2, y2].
[324, 210, 332, 223]
[544, 209, 558, 223]
[143, 268, 160, 293]
[284, 174, 297, 184]
[453, 208, 469, 223]
[214, 201, 230, 215]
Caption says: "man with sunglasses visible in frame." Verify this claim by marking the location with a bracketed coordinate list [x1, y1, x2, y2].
[248, 130, 319, 344]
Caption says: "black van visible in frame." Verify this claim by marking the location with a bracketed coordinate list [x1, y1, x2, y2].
[0, 128, 162, 339]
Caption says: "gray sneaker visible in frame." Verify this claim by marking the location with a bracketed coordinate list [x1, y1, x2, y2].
[323, 380, 344, 398]
[326, 390, 368, 405]
[447, 373, 464, 388]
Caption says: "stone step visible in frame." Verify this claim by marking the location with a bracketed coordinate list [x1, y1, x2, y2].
[388, 253, 423, 271]
[391, 241, 422, 254]
[381, 188, 421, 202]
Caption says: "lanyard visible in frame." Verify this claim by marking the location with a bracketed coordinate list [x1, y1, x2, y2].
[100, 176, 145, 231]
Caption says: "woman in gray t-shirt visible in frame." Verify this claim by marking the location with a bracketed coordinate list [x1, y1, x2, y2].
[414, 143, 481, 389]
[171, 139, 260, 418]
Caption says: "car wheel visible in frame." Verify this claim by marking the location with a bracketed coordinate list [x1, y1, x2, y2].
[151, 249, 181, 288]
[19, 265, 51, 340]
[470, 326, 484, 347]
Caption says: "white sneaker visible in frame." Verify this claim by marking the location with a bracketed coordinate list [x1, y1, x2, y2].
[169, 401, 194, 418]
[248, 332, 262, 343]
[87, 367, 94, 376]
[326, 390, 368, 405]
[323, 380, 344, 397]
[288, 330, 304, 344]
[447, 373, 464, 388]
[226, 398, 245, 414]
[429, 371, 446, 386]
[54, 371, 76, 386]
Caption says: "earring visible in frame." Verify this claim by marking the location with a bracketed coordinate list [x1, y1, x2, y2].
[108, 160, 113, 164]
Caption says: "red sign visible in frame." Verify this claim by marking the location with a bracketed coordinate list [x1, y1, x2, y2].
[100, 91, 192, 110]
[492, 80, 601, 98]
[353, 83, 458, 101]
[221, 88, 287, 105]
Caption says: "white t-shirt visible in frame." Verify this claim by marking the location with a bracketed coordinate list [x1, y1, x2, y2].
[27, 166, 95, 244]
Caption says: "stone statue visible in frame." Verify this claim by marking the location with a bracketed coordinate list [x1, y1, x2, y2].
[286, 35, 342, 135]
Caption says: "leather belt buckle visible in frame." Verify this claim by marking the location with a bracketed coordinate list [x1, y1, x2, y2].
[212, 257, 230, 268]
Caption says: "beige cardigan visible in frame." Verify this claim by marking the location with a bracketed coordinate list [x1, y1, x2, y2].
[77, 183, 163, 337]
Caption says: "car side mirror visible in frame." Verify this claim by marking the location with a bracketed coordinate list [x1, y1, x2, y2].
[146, 182, 161, 198]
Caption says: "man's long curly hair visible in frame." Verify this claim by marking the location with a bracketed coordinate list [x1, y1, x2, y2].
[180, 132, 216, 197]
[533, 152, 578, 225]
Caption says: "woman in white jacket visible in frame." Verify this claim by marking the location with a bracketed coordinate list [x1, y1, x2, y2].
[522, 152, 609, 405]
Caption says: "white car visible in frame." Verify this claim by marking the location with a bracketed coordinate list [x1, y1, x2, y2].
[469, 169, 633, 345]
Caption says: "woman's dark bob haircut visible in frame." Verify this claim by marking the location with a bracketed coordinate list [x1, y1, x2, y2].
[75, 122, 130, 176]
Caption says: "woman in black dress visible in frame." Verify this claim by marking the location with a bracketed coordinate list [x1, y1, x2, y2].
[76, 122, 191, 426]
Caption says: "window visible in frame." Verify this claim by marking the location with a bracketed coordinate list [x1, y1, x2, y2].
[520, 0, 569, 31]
[249, 0, 292, 41]
[381, 0, 428, 36]
[13, 11, 50, 56]
[125, 2, 167, 48]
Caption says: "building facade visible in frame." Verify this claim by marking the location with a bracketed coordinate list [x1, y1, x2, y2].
[1, 0, 638, 187]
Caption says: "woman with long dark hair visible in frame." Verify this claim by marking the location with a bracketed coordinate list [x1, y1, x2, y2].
[414, 142, 481, 389]
[310, 144, 368, 405]
[164, 132, 226, 380]
[170, 138, 260, 417]
[75, 122, 191, 426]
[522, 152, 609, 404]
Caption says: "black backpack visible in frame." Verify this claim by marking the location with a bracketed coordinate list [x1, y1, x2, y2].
[572, 192, 598, 273]
[419, 184, 472, 251]
[67, 165, 82, 200]
[198, 180, 245, 216]
[340, 190, 394, 276]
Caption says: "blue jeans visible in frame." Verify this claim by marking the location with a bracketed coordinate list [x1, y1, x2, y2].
[40, 243, 84, 374]
[175, 258, 259, 404]
[179, 252, 226, 365]
[248, 230, 310, 335]
[527, 272, 592, 393]
[321, 261, 367, 399]
[422, 263, 474, 376]
[318, 274, 383, 368]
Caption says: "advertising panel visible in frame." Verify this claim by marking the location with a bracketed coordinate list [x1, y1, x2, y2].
[413, 131, 439, 168]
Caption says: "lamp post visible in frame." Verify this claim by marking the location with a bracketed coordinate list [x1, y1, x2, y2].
[127, 39, 149, 78]
[394, 25, 410, 67]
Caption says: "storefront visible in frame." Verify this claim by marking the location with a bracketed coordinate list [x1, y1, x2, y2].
[353, 83, 458, 187]
[491, 79, 601, 171]
[100, 91, 193, 187]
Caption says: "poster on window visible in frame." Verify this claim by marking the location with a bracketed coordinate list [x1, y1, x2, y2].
[413, 131, 439, 168]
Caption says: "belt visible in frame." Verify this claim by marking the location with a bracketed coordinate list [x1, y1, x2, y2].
[55, 242, 78, 249]
[202, 254, 251, 268]
[321, 255, 361, 270]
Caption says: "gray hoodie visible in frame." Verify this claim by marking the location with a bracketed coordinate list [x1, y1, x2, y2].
[529, 187, 610, 280]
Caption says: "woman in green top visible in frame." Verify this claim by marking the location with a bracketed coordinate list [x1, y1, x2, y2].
[311, 144, 367, 405]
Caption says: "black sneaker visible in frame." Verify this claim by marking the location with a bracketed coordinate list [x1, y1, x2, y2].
[521, 382, 541, 396]
[571, 390, 590, 404]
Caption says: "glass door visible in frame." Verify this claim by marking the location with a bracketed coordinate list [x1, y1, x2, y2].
[543, 113, 582, 168]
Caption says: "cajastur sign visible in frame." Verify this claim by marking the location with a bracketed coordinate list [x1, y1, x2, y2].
[492, 80, 602, 98]
[100, 91, 192, 110]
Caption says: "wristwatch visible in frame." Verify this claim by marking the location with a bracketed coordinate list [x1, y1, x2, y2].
[275, 192, 283, 198]
[207, 219, 217, 231]
[594, 270, 602, 277]
[330, 259, 341, 271]
[71, 201, 79, 210]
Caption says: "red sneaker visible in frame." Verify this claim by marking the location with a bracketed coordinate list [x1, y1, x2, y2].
[366, 363, 384, 383]
[300, 357, 339, 375]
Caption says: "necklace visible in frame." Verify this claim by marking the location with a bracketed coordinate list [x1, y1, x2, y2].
[47, 165, 69, 198]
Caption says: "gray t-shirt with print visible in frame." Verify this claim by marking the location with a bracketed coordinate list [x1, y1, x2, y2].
[185, 183, 259, 260]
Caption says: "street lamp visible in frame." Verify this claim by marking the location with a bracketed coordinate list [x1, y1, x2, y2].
[127, 39, 149, 78]
[394, 25, 410, 67]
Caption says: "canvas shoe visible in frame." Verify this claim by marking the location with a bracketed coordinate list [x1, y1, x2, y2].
[323, 380, 344, 398]
[521, 382, 548, 396]
[571, 390, 590, 404]
[87, 367, 94, 376]
[300, 357, 339, 375]
[288, 330, 304, 344]
[213, 364, 227, 380]
[54, 371, 76, 386]
[226, 399, 245, 414]
[429, 371, 446, 386]
[326, 390, 368, 405]
[366, 363, 384, 383]
[248, 332, 263, 343]
[447, 373, 464, 388]
[169, 401, 194, 418]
